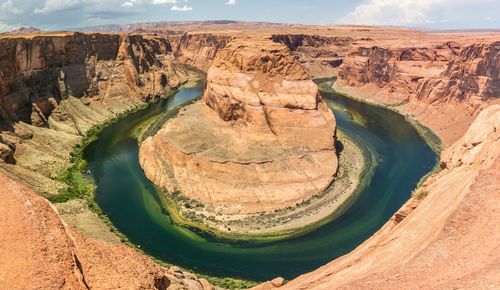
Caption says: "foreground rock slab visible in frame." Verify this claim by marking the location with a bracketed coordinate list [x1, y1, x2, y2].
[0, 173, 214, 290]
[256, 105, 500, 289]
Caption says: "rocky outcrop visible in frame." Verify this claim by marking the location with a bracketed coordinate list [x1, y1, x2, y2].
[140, 37, 337, 217]
[272, 34, 353, 77]
[334, 39, 500, 145]
[0, 172, 214, 290]
[415, 41, 500, 103]
[0, 135, 15, 164]
[259, 104, 500, 290]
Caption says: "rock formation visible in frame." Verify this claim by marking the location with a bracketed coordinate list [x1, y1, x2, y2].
[336, 41, 499, 107]
[272, 34, 353, 77]
[415, 41, 499, 102]
[333, 40, 500, 145]
[0, 173, 214, 290]
[140, 37, 337, 215]
[0, 32, 191, 125]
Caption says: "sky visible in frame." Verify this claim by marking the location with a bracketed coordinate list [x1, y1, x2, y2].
[0, 0, 499, 32]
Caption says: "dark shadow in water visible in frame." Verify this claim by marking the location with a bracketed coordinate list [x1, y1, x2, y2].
[334, 139, 345, 154]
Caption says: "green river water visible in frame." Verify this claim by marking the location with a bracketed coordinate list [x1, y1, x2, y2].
[84, 80, 437, 282]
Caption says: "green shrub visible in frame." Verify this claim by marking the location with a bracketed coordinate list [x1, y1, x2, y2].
[412, 189, 429, 200]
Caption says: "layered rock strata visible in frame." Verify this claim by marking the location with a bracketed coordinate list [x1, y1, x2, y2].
[140, 38, 337, 215]
[334, 41, 500, 145]
[168, 33, 232, 71]
[272, 34, 353, 77]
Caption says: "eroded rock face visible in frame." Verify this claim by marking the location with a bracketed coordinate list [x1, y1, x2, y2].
[416, 41, 500, 103]
[337, 45, 456, 103]
[169, 33, 232, 71]
[271, 34, 353, 77]
[140, 38, 337, 215]
[334, 39, 500, 146]
[0, 33, 191, 125]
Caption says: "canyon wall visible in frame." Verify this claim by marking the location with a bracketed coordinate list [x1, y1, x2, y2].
[0, 32, 197, 194]
[271, 34, 353, 77]
[168, 33, 232, 71]
[0, 32, 191, 124]
[415, 41, 499, 102]
[140, 37, 337, 217]
[334, 40, 500, 145]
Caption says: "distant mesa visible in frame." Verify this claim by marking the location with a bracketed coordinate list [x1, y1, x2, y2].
[3, 27, 42, 35]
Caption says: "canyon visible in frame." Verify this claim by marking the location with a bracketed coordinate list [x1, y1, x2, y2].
[0, 23, 499, 289]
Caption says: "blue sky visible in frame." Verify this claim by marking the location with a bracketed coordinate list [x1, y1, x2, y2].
[0, 0, 499, 32]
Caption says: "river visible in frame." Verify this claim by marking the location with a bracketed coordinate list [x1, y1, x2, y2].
[84, 80, 437, 281]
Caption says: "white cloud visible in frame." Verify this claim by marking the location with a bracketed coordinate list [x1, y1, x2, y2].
[0, 0, 22, 15]
[0, 20, 16, 32]
[152, 0, 179, 4]
[171, 4, 192, 12]
[121, 0, 178, 8]
[338, 0, 497, 26]
[226, 0, 236, 5]
[34, 0, 81, 14]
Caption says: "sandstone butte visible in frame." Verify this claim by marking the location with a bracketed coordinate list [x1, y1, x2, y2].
[0, 24, 499, 289]
[139, 37, 338, 215]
